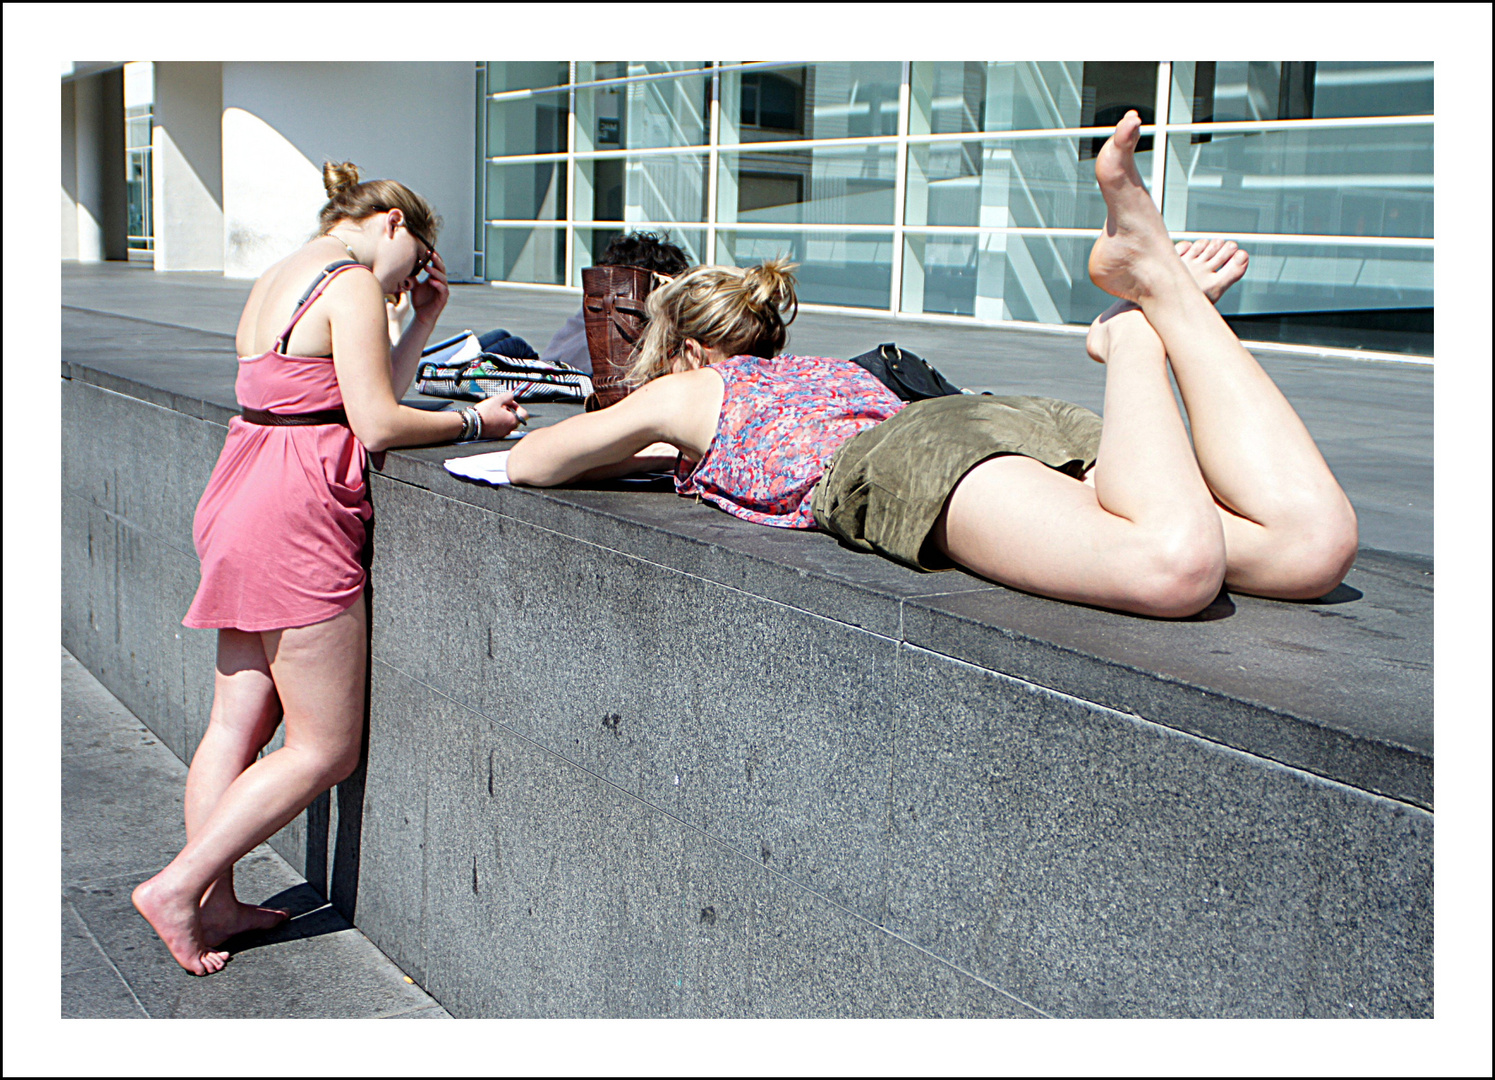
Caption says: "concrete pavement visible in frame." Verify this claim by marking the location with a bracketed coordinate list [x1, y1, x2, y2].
[60, 647, 450, 1019]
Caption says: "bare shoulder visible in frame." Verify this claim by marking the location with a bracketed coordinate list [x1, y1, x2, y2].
[617, 367, 724, 458]
[316, 260, 383, 314]
[629, 366, 724, 409]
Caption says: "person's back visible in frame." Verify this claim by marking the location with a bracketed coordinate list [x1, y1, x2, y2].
[676, 352, 903, 527]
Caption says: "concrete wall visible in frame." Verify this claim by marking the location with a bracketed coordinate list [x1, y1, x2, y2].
[68, 70, 128, 261]
[153, 63, 224, 272]
[60, 353, 1434, 1018]
[221, 62, 476, 280]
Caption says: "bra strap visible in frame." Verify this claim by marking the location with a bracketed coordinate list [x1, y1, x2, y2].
[274, 260, 367, 353]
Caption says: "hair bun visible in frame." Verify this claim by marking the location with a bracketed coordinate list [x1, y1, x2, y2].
[743, 258, 799, 321]
[323, 161, 361, 198]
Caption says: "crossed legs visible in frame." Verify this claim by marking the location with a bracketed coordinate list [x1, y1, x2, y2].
[934, 111, 1356, 617]
[132, 595, 367, 974]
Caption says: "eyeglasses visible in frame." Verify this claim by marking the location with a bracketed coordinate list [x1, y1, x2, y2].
[402, 224, 434, 279]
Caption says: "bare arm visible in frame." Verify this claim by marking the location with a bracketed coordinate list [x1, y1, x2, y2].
[387, 250, 451, 397]
[569, 444, 683, 482]
[506, 369, 723, 487]
[327, 270, 521, 451]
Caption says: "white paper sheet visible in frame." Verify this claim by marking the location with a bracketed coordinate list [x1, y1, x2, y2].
[421, 331, 483, 367]
[444, 449, 512, 485]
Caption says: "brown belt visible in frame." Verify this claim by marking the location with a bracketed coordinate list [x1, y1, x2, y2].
[240, 407, 348, 426]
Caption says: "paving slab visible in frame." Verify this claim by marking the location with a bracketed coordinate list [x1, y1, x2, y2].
[60, 647, 451, 1019]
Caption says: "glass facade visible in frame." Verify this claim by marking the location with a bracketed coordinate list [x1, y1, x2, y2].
[478, 61, 1434, 353]
[124, 61, 154, 258]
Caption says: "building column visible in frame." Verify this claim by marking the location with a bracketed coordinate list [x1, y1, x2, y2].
[152, 62, 224, 271]
[72, 70, 128, 262]
[61, 81, 79, 260]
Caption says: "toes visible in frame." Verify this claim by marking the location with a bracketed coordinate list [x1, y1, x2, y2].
[1197, 238, 1227, 264]
[1205, 240, 1237, 270]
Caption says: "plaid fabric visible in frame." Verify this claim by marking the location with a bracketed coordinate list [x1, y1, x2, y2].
[416, 353, 594, 403]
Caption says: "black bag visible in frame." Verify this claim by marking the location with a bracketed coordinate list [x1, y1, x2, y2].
[848, 343, 965, 402]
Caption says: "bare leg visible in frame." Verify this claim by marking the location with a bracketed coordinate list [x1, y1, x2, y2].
[132, 596, 367, 975]
[186, 630, 291, 948]
[1088, 112, 1358, 598]
[934, 307, 1226, 618]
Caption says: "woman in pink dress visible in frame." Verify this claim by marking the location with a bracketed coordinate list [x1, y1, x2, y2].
[507, 113, 1358, 620]
[132, 163, 526, 975]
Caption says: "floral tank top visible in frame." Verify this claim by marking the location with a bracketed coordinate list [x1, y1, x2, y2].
[675, 354, 905, 528]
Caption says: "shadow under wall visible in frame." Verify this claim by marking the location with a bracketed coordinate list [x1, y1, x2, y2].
[301, 514, 374, 922]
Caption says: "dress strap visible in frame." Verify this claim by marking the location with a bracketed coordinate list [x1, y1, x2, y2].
[274, 260, 369, 353]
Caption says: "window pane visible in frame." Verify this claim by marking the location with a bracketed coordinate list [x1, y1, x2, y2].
[574, 154, 707, 225]
[1170, 62, 1434, 124]
[1166, 124, 1432, 238]
[579, 61, 709, 81]
[902, 232, 1096, 323]
[715, 230, 893, 310]
[486, 94, 568, 157]
[571, 228, 706, 286]
[719, 145, 898, 227]
[575, 74, 710, 152]
[719, 62, 901, 145]
[487, 61, 569, 93]
[485, 225, 566, 284]
[906, 137, 1152, 231]
[1207, 240, 1433, 317]
[486, 160, 568, 221]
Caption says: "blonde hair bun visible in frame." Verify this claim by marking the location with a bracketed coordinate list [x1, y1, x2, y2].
[322, 161, 362, 199]
[742, 258, 799, 316]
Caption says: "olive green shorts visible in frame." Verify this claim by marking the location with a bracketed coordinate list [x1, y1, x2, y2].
[810, 394, 1103, 572]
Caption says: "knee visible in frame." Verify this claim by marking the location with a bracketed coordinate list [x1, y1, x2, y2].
[305, 742, 362, 788]
[324, 746, 363, 787]
[1279, 503, 1360, 599]
[1129, 527, 1228, 618]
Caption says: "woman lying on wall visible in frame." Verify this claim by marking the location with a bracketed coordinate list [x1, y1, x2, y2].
[132, 163, 526, 975]
[507, 112, 1358, 619]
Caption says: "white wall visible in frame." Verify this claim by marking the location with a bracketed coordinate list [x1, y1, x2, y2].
[61, 80, 78, 260]
[221, 62, 475, 280]
[153, 62, 224, 271]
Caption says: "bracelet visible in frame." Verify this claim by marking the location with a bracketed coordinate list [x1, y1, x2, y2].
[458, 407, 478, 442]
[472, 406, 484, 441]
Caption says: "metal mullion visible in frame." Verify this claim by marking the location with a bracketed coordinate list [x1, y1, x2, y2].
[487, 151, 571, 165]
[1150, 62, 1170, 212]
[707, 63, 720, 263]
[565, 220, 711, 233]
[713, 222, 894, 234]
[895, 223, 1434, 248]
[889, 112, 1434, 151]
[567, 145, 712, 162]
[565, 62, 576, 288]
[1158, 113, 1434, 135]
[889, 60, 910, 316]
[485, 219, 570, 228]
[475, 61, 487, 281]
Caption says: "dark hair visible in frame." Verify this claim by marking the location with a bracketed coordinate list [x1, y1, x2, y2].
[597, 231, 691, 276]
[318, 161, 441, 251]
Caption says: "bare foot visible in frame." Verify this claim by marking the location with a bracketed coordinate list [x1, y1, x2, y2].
[132, 875, 231, 976]
[1174, 238, 1249, 302]
[1086, 111, 1181, 303]
[201, 898, 290, 948]
[1085, 299, 1157, 364]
